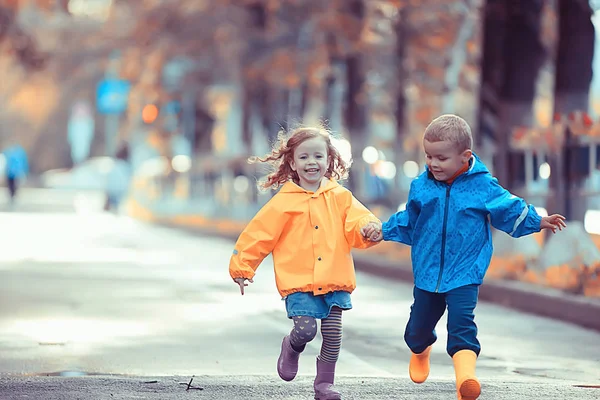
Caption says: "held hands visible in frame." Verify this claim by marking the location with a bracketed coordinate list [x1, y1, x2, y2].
[233, 277, 253, 295]
[361, 221, 383, 242]
[541, 214, 567, 234]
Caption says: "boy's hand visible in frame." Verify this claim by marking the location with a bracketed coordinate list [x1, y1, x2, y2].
[541, 214, 566, 234]
[233, 277, 253, 295]
[368, 230, 383, 242]
[361, 222, 383, 242]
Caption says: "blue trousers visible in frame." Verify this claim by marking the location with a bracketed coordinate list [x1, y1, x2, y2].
[404, 284, 480, 357]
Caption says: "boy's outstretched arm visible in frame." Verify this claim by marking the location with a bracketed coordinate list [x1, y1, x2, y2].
[485, 176, 565, 237]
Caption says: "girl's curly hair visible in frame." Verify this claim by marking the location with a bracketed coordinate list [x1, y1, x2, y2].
[249, 126, 351, 191]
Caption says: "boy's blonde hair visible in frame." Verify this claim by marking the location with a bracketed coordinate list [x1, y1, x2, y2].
[423, 114, 473, 153]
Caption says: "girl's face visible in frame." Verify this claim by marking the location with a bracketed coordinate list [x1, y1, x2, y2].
[290, 137, 329, 192]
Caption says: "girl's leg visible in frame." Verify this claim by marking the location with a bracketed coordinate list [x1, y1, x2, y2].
[314, 306, 343, 400]
[319, 306, 343, 362]
[290, 315, 318, 351]
[277, 315, 317, 382]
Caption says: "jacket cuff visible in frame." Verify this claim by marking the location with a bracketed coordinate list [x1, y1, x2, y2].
[381, 221, 393, 241]
[229, 267, 255, 280]
[524, 209, 542, 233]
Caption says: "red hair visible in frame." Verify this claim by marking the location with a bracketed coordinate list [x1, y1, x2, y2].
[249, 127, 350, 190]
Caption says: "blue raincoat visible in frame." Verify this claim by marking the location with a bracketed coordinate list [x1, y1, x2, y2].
[382, 154, 542, 293]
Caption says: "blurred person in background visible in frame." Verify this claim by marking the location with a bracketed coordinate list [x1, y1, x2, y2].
[67, 101, 95, 166]
[105, 143, 132, 213]
[2, 142, 29, 205]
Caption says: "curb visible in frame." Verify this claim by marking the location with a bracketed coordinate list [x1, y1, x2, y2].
[156, 220, 600, 333]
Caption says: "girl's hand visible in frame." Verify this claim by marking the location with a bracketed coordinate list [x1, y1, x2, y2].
[541, 214, 567, 233]
[234, 278, 254, 295]
[361, 222, 382, 241]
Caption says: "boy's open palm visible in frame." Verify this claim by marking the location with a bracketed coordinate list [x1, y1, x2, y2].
[541, 214, 567, 233]
[234, 278, 253, 295]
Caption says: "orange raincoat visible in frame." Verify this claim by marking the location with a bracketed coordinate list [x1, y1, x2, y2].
[229, 179, 380, 297]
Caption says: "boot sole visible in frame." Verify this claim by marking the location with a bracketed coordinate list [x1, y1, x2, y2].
[459, 378, 481, 400]
[314, 394, 341, 400]
[409, 373, 428, 384]
[277, 369, 295, 382]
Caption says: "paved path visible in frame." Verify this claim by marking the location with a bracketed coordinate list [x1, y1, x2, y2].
[0, 189, 598, 399]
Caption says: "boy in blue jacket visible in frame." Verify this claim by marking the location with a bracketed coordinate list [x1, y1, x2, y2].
[363, 114, 566, 400]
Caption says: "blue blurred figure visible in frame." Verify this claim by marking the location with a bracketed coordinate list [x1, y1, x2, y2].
[2, 144, 29, 204]
[105, 143, 132, 213]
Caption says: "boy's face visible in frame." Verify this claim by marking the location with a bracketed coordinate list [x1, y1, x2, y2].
[423, 139, 472, 181]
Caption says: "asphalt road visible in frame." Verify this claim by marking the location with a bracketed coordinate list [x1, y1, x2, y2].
[0, 188, 598, 399]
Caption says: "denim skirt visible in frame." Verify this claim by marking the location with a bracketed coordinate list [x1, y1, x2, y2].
[284, 290, 352, 319]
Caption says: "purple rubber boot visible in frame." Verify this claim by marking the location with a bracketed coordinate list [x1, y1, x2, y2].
[277, 335, 302, 381]
[314, 357, 341, 400]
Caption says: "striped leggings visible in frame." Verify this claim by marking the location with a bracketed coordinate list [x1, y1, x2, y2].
[289, 306, 343, 363]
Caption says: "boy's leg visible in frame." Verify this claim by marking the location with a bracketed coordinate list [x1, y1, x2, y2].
[314, 306, 342, 400]
[404, 286, 446, 383]
[278, 315, 317, 382]
[446, 284, 481, 400]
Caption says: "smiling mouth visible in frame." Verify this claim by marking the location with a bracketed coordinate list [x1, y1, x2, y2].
[305, 168, 320, 173]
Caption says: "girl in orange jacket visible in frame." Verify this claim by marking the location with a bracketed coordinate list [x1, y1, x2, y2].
[229, 126, 381, 400]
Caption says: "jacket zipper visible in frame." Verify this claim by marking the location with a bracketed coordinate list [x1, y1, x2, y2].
[435, 184, 452, 293]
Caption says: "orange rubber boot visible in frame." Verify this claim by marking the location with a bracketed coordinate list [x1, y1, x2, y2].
[452, 350, 481, 400]
[409, 345, 432, 384]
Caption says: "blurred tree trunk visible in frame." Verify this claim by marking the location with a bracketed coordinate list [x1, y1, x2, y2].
[241, 2, 267, 154]
[441, 2, 479, 116]
[323, 75, 336, 124]
[393, 7, 408, 199]
[193, 106, 214, 155]
[476, 0, 506, 168]
[400, 2, 483, 164]
[241, 84, 252, 152]
[478, 0, 545, 190]
[500, 0, 546, 191]
[323, 32, 343, 129]
[345, 54, 367, 144]
[344, 0, 367, 194]
[241, 1, 269, 202]
[266, 87, 290, 139]
[549, 0, 595, 221]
